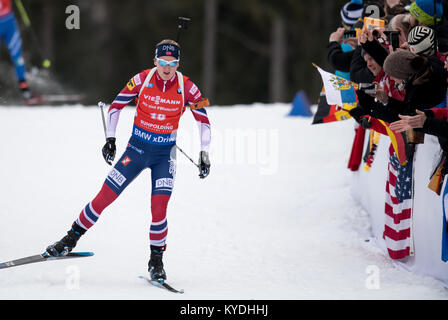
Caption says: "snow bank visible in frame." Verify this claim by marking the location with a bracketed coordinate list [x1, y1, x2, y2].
[351, 130, 448, 287]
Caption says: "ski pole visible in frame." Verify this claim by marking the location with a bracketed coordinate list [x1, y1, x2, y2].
[97, 101, 108, 140]
[176, 145, 200, 169]
[15, 0, 51, 68]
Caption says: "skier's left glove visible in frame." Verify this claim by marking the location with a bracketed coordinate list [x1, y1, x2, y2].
[198, 151, 210, 179]
[102, 137, 116, 165]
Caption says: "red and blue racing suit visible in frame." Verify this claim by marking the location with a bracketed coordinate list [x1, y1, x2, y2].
[75, 69, 211, 248]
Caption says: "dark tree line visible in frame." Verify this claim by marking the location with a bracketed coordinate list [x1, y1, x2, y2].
[1, 0, 347, 105]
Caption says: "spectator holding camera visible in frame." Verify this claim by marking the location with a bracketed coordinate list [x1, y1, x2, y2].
[350, 47, 447, 125]
[387, 13, 414, 48]
[327, 2, 364, 80]
[349, 28, 406, 125]
[379, 50, 447, 121]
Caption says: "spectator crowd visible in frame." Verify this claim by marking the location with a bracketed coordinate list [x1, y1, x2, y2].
[327, 0, 448, 178]
[324, 0, 448, 260]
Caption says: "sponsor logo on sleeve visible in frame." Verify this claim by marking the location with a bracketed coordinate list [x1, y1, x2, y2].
[127, 78, 136, 91]
[121, 156, 131, 166]
[133, 74, 141, 86]
[189, 84, 198, 96]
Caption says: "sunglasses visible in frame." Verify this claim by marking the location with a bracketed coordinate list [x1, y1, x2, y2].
[156, 58, 179, 67]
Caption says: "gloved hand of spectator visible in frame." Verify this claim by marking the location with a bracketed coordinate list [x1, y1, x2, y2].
[360, 117, 372, 129]
[349, 106, 369, 124]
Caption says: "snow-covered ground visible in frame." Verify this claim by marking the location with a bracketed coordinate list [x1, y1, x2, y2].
[0, 103, 447, 300]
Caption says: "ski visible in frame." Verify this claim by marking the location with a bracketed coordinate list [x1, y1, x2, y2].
[0, 252, 94, 270]
[21, 94, 85, 106]
[40, 94, 85, 103]
[138, 275, 184, 294]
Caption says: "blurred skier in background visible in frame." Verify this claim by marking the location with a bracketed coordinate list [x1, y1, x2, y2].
[45, 39, 211, 283]
[0, 0, 39, 104]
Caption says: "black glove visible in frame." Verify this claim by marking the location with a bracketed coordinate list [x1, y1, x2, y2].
[349, 106, 368, 123]
[198, 151, 210, 179]
[360, 117, 371, 129]
[102, 137, 116, 165]
[349, 106, 371, 129]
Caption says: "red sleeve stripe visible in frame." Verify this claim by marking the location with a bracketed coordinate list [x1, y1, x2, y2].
[192, 108, 210, 125]
[112, 93, 137, 104]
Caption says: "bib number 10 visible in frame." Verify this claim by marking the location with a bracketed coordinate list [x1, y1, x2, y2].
[150, 113, 166, 121]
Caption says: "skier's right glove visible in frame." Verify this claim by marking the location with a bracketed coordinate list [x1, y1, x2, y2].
[102, 137, 116, 165]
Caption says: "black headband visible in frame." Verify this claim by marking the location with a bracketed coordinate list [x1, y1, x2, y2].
[155, 43, 180, 59]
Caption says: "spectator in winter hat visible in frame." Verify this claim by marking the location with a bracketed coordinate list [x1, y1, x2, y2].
[327, 27, 357, 78]
[341, 2, 364, 28]
[389, 57, 448, 151]
[350, 49, 447, 124]
[408, 0, 443, 26]
[383, 50, 423, 83]
[326, 2, 364, 80]
[408, 25, 436, 56]
[379, 49, 448, 120]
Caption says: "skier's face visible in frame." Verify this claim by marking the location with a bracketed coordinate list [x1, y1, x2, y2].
[154, 56, 179, 81]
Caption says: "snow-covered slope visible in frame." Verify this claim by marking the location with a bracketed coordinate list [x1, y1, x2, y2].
[0, 104, 447, 299]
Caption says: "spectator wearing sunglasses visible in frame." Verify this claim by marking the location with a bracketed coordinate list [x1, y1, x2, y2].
[45, 39, 212, 284]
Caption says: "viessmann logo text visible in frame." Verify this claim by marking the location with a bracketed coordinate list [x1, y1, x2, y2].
[143, 95, 181, 105]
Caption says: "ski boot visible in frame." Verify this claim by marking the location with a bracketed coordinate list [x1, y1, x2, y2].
[148, 245, 167, 282]
[19, 82, 44, 106]
[46, 223, 85, 257]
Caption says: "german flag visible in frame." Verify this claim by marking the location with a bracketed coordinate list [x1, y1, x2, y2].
[378, 119, 408, 166]
[312, 86, 356, 124]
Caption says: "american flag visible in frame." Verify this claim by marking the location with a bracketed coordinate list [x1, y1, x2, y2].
[383, 144, 415, 260]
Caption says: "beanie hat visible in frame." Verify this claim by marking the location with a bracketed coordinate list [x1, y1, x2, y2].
[409, 0, 443, 26]
[383, 50, 424, 80]
[340, 2, 364, 26]
[408, 26, 436, 55]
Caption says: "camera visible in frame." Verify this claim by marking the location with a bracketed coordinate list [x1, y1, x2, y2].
[384, 31, 400, 51]
[343, 28, 360, 40]
[358, 83, 377, 95]
[343, 30, 357, 39]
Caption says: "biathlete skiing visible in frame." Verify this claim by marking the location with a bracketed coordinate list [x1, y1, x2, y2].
[45, 39, 211, 284]
[0, 0, 39, 104]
